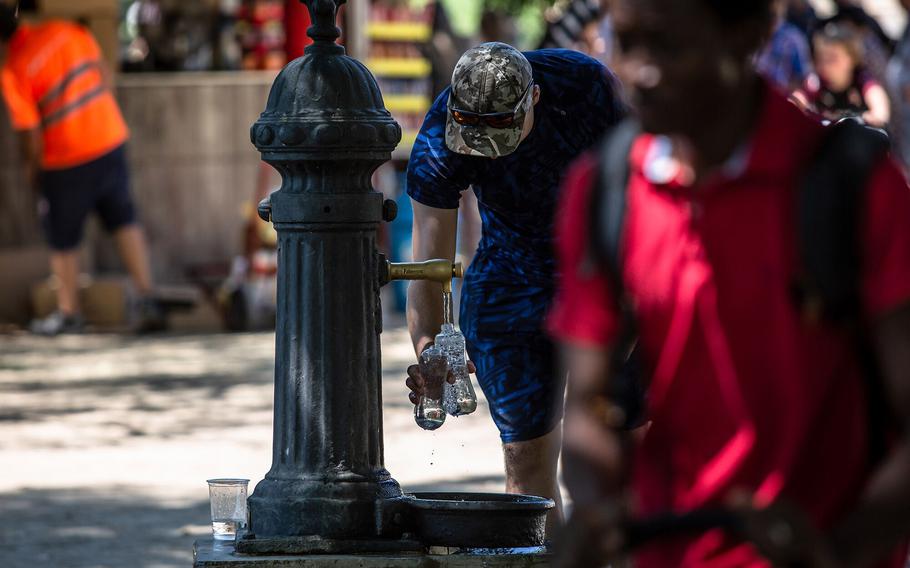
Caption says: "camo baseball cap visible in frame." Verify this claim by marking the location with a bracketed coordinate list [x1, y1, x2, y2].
[445, 42, 534, 159]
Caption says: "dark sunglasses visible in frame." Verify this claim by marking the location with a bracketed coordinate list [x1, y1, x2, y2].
[449, 80, 533, 129]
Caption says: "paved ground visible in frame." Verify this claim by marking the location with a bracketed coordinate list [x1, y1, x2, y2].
[0, 320, 506, 568]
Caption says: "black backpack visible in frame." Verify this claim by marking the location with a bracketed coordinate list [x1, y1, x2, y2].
[589, 118, 892, 456]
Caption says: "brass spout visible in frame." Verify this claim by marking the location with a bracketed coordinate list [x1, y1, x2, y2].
[386, 259, 464, 293]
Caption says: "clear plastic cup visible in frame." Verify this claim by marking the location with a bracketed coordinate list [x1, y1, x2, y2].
[206, 478, 249, 541]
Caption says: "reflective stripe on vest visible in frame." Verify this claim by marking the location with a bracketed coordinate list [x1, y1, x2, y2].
[37, 58, 106, 129]
[36, 59, 101, 111]
[41, 84, 107, 128]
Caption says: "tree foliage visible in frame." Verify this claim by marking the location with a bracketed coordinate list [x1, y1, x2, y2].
[484, 0, 559, 14]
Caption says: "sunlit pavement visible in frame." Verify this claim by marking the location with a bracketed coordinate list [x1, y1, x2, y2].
[0, 319, 505, 568]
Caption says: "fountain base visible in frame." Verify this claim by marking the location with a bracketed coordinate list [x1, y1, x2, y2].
[194, 540, 550, 568]
[234, 535, 424, 555]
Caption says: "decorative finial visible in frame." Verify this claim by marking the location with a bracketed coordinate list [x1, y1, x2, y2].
[302, 0, 346, 48]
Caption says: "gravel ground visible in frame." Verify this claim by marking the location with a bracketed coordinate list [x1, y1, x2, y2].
[0, 321, 505, 568]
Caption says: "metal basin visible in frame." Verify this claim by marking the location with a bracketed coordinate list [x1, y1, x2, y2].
[406, 492, 554, 549]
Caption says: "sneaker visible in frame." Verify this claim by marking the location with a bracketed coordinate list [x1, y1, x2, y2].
[135, 297, 168, 334]
[30, 311, 85, 336]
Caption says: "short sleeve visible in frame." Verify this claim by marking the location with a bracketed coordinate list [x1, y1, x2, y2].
[1, 66, 40, 130]
[547, 152, 621, 346]
[861, 157, 910, 318]
[406, 89, 477, 210]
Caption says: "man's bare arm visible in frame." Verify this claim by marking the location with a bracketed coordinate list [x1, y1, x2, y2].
[406, 199, 458, 356]
[561, 343, 628, 501]
[829, 305, 910, 566]
[17, 127, 40, 191]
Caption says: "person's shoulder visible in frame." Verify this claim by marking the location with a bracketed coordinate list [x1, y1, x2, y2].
[427, 87, 449, 112]
[745, 84, 826, 171]
[34, 20, 80, 36]
[524, 48, 603, 73]
[15, 20, 80, 50]
[419, 87, 451, 136]
[524, 48, 600, 64]
[524, 49, 614, 98]
[4, 24, 39, 70]
[410, 87, 472, 170]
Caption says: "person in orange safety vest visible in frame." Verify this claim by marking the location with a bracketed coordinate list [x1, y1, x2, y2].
[0, 6, 165, 334]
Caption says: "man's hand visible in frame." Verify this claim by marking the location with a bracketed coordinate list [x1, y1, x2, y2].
[26, 165, 40, 194]
[406, 358, 475, 405]
[17, 129, 42, 194]
[556, 342, 633, 564]
[562, 395, 630, 504]
[405, 200, 458, 395]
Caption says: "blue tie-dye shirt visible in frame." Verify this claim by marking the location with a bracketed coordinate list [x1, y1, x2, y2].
[407, 49, 624, 334]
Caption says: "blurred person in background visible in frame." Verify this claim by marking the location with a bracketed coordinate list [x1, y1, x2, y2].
[786, 0, 818, 37]
[425, 0, 466, 98]
[756, 0, 813, 92]
[0, 5, 164, 335]
[478, 8, 518, 46]
[538, 0, 603, 52]
[824, 0, 893, 83]
[828, 0, 893, 53]
[798, 22, 890, 127]
[537, 0, 612, 63]
[887, 0, 910, 171]
[404, 41, 625, 534]
[551, 0, 910, 565]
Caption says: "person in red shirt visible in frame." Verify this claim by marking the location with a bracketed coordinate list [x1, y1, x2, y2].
[549, 0, 910, 566]
[0, 7, 164, 334]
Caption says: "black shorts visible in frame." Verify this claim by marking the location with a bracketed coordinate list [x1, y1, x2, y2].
[39, 144, 136, 251]
[460, 275, 565, 444]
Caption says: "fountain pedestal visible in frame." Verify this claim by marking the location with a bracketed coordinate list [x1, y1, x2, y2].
[194, 540, 549, 568]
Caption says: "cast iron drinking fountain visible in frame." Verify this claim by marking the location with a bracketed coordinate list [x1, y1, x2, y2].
[193, 0, 553, 565]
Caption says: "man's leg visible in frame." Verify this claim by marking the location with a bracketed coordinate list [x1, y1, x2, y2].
[32, 167, 89, 335]
[112, 223, 167, 332]
[112, 224, 153, 295]
[461, 287, 564, 534]
[503, 426, 564, 535]
[30, 250, 86, 334]
[49, 250, 81, 315]
[93, 145, 154, 297]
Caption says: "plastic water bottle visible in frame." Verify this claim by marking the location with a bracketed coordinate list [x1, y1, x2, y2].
[435, 323, 477, 416]
[414, 345, 447, 430]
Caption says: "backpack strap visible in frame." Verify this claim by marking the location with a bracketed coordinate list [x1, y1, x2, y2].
[589, 118, 640, 295]
[796, 118, 890, 324]
[586, 119, 646, 428]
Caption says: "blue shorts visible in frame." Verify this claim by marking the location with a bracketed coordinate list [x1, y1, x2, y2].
[460, 276, 565, 444]
[40, 145, 135, 251]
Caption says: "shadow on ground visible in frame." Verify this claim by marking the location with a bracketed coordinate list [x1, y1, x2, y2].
[0, 487, 209, 568]
[0, 471, 507, 568]
[0, 333, 277, 450]
[0, 326, 471, 448]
